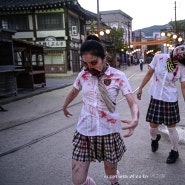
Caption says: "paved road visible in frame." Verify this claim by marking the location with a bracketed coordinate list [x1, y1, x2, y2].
[0, 64, 185, 185]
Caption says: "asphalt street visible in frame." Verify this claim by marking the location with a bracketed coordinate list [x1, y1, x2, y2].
[0, 64, 185, 185]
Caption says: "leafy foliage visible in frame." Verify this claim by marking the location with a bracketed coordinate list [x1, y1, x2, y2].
[106, 27, 126, 52]
[169, 20, 185, 35]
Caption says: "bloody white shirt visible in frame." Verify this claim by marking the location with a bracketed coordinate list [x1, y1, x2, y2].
[73, 65, 132, 136]
[149, 53, 185, 102]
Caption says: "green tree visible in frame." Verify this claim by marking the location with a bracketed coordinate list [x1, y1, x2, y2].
[107, 27, 126, 52]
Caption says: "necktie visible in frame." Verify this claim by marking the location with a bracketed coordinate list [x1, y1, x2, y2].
[166, 58, 178, 72]
[98, 80, 115, 113]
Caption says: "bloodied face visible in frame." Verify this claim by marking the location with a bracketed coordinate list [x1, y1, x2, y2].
[82, 53, 106, 77]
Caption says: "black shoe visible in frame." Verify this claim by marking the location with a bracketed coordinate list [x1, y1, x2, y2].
[111, 183, 119, 185]
[166, 150, 179, 164]
[151, 134, 161, 152]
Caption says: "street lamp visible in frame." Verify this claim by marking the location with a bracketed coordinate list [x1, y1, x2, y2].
[161, 31, 182, 42]
[161, 31, 183, 53]
[99, 27, 111, 36]
[105, 29, 110, 34]
[160, 1, 184, 47]
[96, 0, 111, 37]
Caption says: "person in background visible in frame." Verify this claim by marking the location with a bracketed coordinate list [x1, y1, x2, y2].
[62, 40, 139, 185]
[139, 57, 144, 71]
[137, 45, 185, 164]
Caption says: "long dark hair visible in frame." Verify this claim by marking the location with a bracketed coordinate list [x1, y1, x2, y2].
[80, 40, 105, 60]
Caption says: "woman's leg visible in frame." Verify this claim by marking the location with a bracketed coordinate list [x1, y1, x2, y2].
[104, 161, 119, 184]
[150, 122, 161, 152]
[166, 124, 179, 164]
[167, 124, 179, 151]
[72, 160, 91, 185]
[150, 122, 159, 139]
[72, 131, 96, 185]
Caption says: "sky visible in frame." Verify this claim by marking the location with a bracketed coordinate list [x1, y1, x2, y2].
[78, 0, 185, 30]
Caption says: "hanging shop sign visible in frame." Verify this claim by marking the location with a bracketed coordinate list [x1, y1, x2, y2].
[36, 36, 66, 48]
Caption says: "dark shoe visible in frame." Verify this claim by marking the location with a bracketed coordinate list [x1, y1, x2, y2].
[151, 134, 161, 152]
[111, 183, 119, 185]
[166, 150, 179, 164]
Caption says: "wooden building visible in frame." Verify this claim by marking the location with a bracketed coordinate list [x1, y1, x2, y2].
[13, 39, 46, 90]
[0, 0, 97, 75]
[0, 29, 17, 96]
[0, 28, 46, 95]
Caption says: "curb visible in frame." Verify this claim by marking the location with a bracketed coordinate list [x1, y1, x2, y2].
[0, 83, 73, 105]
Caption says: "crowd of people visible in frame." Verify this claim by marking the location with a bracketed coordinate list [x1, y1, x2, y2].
[62, 34, 185, 185]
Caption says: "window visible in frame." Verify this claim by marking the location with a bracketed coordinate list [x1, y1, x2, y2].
[68, 14, 79, 35]
[0, 15, 29, 30]
[72, 26, 77, 35]
[2, 20, 8, 29]
[37, 13, 64, 30]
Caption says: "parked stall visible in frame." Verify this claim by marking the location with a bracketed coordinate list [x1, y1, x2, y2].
[13, 39, 46, 90]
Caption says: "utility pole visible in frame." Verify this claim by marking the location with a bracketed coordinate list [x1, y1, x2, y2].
[174, 1, 178, 46]
[126, 21, 131, 66]
[174, 1, 177, 33]
[97, 0, 100, 34]
[127, 21, 131, 46]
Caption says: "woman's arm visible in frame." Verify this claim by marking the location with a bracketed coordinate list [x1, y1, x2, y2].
[181, 81, 185, 101]
[62, 87, 80, 117]
[137, 67, 154, 100]
[121, 93, 139, 137]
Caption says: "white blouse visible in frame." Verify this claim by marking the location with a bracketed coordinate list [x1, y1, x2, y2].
[149, 53, 185, 102]
[73, 65, 132, 136]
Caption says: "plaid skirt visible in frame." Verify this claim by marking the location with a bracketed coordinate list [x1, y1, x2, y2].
[72, 131, 126, 164]
[146, 97, 180, 125]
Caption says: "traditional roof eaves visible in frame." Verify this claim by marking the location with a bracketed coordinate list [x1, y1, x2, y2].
[0, 0, 97, 20]
[70, 3, 97, 20]
[0, 0, 75, 10]
[13, 38, 43, 49]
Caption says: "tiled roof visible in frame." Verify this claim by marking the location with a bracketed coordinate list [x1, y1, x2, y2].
[0, 0, 75, 8]
[0, 0, 97, 20]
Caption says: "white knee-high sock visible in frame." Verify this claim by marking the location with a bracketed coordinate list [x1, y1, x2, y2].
[149, 126, 158, 140]
[167, 127, 179, 151]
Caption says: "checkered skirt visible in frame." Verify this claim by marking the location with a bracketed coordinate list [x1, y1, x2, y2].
[146, 97, 180, 125]
[72, 131, 126, 164]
